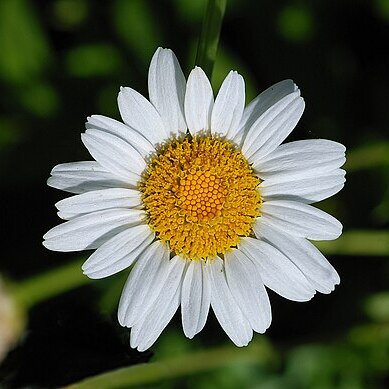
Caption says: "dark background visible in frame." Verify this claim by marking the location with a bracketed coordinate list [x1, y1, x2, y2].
[0, 0, 388, 387]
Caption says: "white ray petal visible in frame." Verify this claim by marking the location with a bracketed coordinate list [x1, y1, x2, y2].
[254, 139, 346, 179]
[118, 240, 169, 327]
[56, 188, 143, 220]
[184, 66, 214, 136]
[48, 162, 133, 194]
[233, 79, 297, 146]
[211, 71, 245, 139]
[43, 208, 145, 252]
[207, 257, 253, 347]
[260, 200, 343, 241]
[242, 89, 304, 161]
[254, 223, 340, 294]
[117, 87, 168, 147]
[181, 259, 211, 339]
[86, 115, 155, 159]
[148, 47, 187, 136]
[225, 249, 271, 333]
[260, 169, 346, 204]
[130, 255, 186, 351]
[82, 129, 145, 181]
[82, 225, 154, 279]
[239, 237, 316, 301]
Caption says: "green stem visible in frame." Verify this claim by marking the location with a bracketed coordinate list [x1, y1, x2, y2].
[195, 0, 227, 78]
[12, 257, 89, 310]
[66, 340, 276, 389]
[315, 230, 389, 256]
[345, 142, 389, 172]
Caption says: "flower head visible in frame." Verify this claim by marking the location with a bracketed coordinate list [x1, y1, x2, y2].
[43, 47, 345, 351]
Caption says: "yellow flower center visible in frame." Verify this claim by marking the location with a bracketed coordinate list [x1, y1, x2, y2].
[140, 136, 261, 260]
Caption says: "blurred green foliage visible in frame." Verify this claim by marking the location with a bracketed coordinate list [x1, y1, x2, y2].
[375, 0, 389, 21]
[0, 0, 50, 84]
[0, 0, 388, 388]
[66, 44, 122, 77]
[277, 4, 314, 43]
[19, 82, 59, 117]
[113, 0, 163, 66]
[51, 0, 88, 29]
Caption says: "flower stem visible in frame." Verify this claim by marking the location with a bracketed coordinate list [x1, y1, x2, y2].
[315, 230, 389, 256]
[345, 142, 389, 171]
[12, 257, 89, 310]
[66, 339, 276, 389]
[195, 0, 227, 78]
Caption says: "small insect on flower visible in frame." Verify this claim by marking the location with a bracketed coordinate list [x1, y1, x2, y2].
[43, 47, 345, 351]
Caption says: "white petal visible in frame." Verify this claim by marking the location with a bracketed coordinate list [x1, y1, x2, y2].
[184, 66, 214, 136]
[117, 87, 167, 147]
[260, 169, 346, 204]
[82, 129, 145, 182]
[43, 208, 145, 252]
[242, 89, 304, 161]
[239, 237, 316, 301]
[148, 47, 187, 136]
[260, 200, 343, 241]
[211, 71, 245, 139]
[181, 260, 211, 339]
[132, 290, 180, 352]
[86, 115, 155, 159]
[82, 225, 154, 279]
[254, 139, 346, 180]
[224, 249, 271, 333]
[118, 240, 169, 327]
[130, 255, 186, 351]
[56, 188, 143, 220]
[207, 257, 253, 347]
[254, 223, 340, 294]
[48, 162, 133, 194]
[233, 79, 297, 146]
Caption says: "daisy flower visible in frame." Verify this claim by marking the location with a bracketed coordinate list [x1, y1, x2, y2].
[43, 47, 345, 351]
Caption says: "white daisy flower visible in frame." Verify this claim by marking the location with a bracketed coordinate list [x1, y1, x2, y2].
[43, 47, 345, 351]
